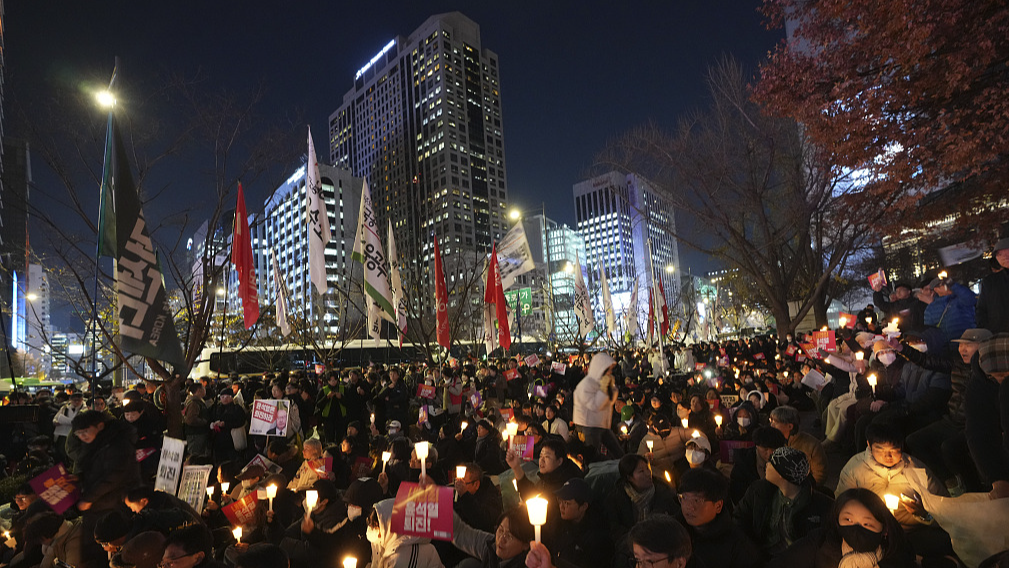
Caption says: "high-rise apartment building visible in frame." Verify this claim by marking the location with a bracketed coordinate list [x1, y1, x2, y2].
[329, 12, 508, 267]
[545, 222, 587, 342]
[573, 171, 679, 336]
[256, 163, 362, 334]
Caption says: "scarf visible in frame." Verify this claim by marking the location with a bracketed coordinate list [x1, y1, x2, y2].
[624, 483, 656, 522]
[839, 541, 882, 568]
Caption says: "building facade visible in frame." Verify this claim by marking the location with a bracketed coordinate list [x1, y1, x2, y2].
[328, 12, 509, 268]
[573, 171, 679, 339]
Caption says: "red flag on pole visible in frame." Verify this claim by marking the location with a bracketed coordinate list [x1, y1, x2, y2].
[232, 183, 259, 329]
[657, 278, 670, 336]
[485, 245, 511, 351]
[433, 234, 451, 349]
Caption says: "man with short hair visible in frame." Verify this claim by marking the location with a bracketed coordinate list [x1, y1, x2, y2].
[769, 405, 827, 486]
[453, 462, 503, 532]
[677, 468, 760, 568]
[547, 477, 612, 568]
[184, 382, 211, 458]
[729, 426, 787, 504]
[627, 515, 692, 568]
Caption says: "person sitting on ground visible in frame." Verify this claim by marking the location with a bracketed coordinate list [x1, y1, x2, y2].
[161, 524, 225, 568]
[734, 446, 834, 558]
[605, 453, 680, 554]
[769, 488, 914, 568]
[508, 437, 582, 523]
[729, 426, 787, 505]
[770, 405, 828, 486]
[676, 468, 761, 568]
[684, 433, 717, 472]
[367, 498, 444, 568]
[288, 438, 325, 493]
[546, 477, 613, 568]
[109, 531, 166, 568]
[124, 486, 203, 538]
[454, 462, 504, 533]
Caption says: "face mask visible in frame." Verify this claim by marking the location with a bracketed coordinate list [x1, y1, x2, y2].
[686, 450, 706, 465]
[838, 524, 884, 553]
[347, 505, 362, 521]
[908, 343, 927, 353]
[737, 417, 752, 428]
[878, 352, 897, 366]
[366, 526, 382, 544]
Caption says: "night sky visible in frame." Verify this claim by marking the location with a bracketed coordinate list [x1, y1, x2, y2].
[6, 1, 782, 275]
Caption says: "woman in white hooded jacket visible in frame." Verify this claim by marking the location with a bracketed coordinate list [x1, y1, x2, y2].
[573, 352, 624, 458]
[367, 498, 444, 568]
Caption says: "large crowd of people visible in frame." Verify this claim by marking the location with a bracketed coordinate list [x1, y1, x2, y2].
[1, 238, 1008, 568]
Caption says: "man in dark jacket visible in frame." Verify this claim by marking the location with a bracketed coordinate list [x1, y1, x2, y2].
[71, 410, 141, 567]
[546, 478, 613, 568]
[872, 281, 926, 331]
[676, 468, 761, 568]
[965, 334, 1009, 500]
[976, 238, 1009, 334]
[454, 462, 503, 533]
[734, 446, 833, 559]
[729, 426, 787, 504]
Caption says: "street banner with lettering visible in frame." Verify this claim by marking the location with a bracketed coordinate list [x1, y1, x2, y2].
[177, 465, 213, 512]
[497, 222, 536, 291]
[306, 126, 332, 294]
[222, 492, 259, 526]
[391, 482, 454, 541]
[155, 437, 187, 495]
[249, 399, 290, 437]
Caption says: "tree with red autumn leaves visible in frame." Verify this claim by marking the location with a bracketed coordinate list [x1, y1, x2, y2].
[753, 0, 1009, 238]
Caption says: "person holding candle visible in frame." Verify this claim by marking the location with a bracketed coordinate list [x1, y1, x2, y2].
[365, 498, 444, 568]
[288, 438, 326, 493]
[450, 507, 534, 568]
[507, 438, 582, 513]
[454, 462, 504, 533]
[638, 414, 695, 475]
[617, 405, 647, 455]
[835, 423, 953, 561]
[769, 488, 913, 568]
[605, 454, 681, 565]
[872, 279, 926, 332]
[276, 480, 360, 568]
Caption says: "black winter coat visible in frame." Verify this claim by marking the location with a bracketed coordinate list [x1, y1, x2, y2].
[76, 418, 141, 512]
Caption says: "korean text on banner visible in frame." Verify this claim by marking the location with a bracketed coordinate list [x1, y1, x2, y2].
[417, 384, 436, 399]
[29, 464, 80, 515]
[177, 465, 213, 512]
[249, 399, 290, 437]
[391, 482, 454, 541]
[222, 493, 259, 526]
[155, 437, 187, 495]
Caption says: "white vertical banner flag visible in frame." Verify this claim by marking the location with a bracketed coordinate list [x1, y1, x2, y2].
[600, 263, 615, 336]
[497, 222, 536, 290]
[572, 253, 594, 338]
[387, 220, 408, 346]
[352, 178, 395, 346]
[625, 278, 639, 342]
[483, 303, 499, 356]
[306, 126, 331, 295]
[271, 249, 291, 337]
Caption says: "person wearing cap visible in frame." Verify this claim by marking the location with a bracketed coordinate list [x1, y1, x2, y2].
[835, 422, 954, 560]
[110, 531, 166, 568]
[735, 446, 834, 558]
[544, 477, 612, 568]
[901, 327, 991, 494]
[769, 406, 828, 486]
[210, 386, 247, 463]
[917, 271, 977, 345]
[976, 237, 1009, 334]
[675, 468, 760, 568]
[965, 332, 1009, 500]
[573, 352, 624, 459]
[454, 462, 504, 533]
[617, 404, 647, 454]
[684, 433, 716, 471]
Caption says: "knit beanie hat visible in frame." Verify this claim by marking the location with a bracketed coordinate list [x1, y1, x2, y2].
[769, 446, 810, 486]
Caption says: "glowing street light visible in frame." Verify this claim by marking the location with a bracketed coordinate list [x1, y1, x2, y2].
[96, 90, 116, 108]
[665, 265, 675, 274]
[509, 209, 521, 220]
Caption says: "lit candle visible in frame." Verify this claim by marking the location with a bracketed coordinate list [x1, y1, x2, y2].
[839, 316, 847, 328]
[220, 481, 230, 495]
[715, 415, 723, 427]
[681, 417, 689, 428]
[938, 270, 948, 280]
[512, 478, 518, 493]
[266, 484, 277, 512]
[867, 374, 877, 394]
[206, 486, 215, 499]
[506, 422, 519, 441]
[820, 325, 828, 332]
[370, 413, 375, 424]
[232, 526, 243, 544]
[884, 493, 900, 513]
[646, 440, 654, 451]
[460, 420, 468, 431]
[664, 471, 671, 483]
[382, 451, 391, 473]
[305, 490, 319, 514]
[856, 351, 864, 361]
[456, 465, 467, 482]
[620, 424, 628, 434]
[415, 441, 430, 479]
[865, 317, 872, 324]
[343, 558, 358, 568]
[526, 495, 549, 543]
[691, 430, 701, 439]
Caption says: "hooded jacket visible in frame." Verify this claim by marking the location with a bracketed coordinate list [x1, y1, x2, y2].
[835, 448, 945, 527]
[573, 353, 616, 429]
[369, 498, 444, 568]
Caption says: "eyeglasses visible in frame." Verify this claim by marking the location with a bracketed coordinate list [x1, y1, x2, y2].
[159, 552, 197, 568]
[495, 524, 516, 543]
[629, 556, 671, 568]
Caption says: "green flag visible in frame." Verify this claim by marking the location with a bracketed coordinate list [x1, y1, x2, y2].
[100, 113, 186, 370]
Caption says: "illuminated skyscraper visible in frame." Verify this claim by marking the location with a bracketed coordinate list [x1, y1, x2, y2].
[329, 12, 508, 266]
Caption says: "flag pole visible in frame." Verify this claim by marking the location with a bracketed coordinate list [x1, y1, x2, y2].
[91, 57, 119, 390]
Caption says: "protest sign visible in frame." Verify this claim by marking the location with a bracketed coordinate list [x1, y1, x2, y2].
[752, 352, 765, 361]
[154, 437, 187, 495]
[800, 343, 819, 359]
[469, 391, 482, 409]
[867, 269, 888, 289]
[811, 330, 837, 352]
[177, 465, 213, 512]
[500, 408, 514, 422]
[418, 405, 429, 425]
[504, 368, 520, 381]
[524, 354, 540, 367]
[307, 457, 334, 477]
[136, 447, 158, 463]
[534, 385, 548, 398]
[785, 345, 797, 356]
[801, 370, 827, 391]
[249, 399, 290, 437]
[352, 456, 374, 479]
[417, 384, 436, 399]
[719, 394, 739, 407]
[694, 362, 706, 371]
[243, 454, 282, 476]
[29, 464, 80, 515]
[509, 435, 535, 461]
[391, 482, 454, 541]
[839, 312, 856, 328]
[222, 492, 259, 526]
[550, 361, 566, 375]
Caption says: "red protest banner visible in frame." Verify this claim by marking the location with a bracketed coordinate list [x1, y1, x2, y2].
[753, 352, 766, 361]
[550, 361, 567, 375]
[524, 354, 540, 367]
[307, 457, 334, 476]
[222, 492, 258, 526]
[416, 384, 436, 399]
[30, 464, 80, 515]
[811, 330, 837, 352]
[500, 408, 514, 422]
[504, 369, 520, 381]
[867, 269, 888, 289]
[694, 362, 706, 371]
[509, 435, 535, 461]
[800, 343, 819, 359]
[839, 312, 856, 328]
[351, 456, 374, 479]
[391, 482, 454, 541]
[785, 345, 797, 356]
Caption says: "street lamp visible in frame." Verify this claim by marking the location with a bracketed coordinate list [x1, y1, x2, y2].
[216, 287, 226, 296]
[564, 263, 573, 273]
[26, 292, 38, 301]
[96, 90, 116, 108]
[509, 209, 521, 221]
[665, 265, 675, 274]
